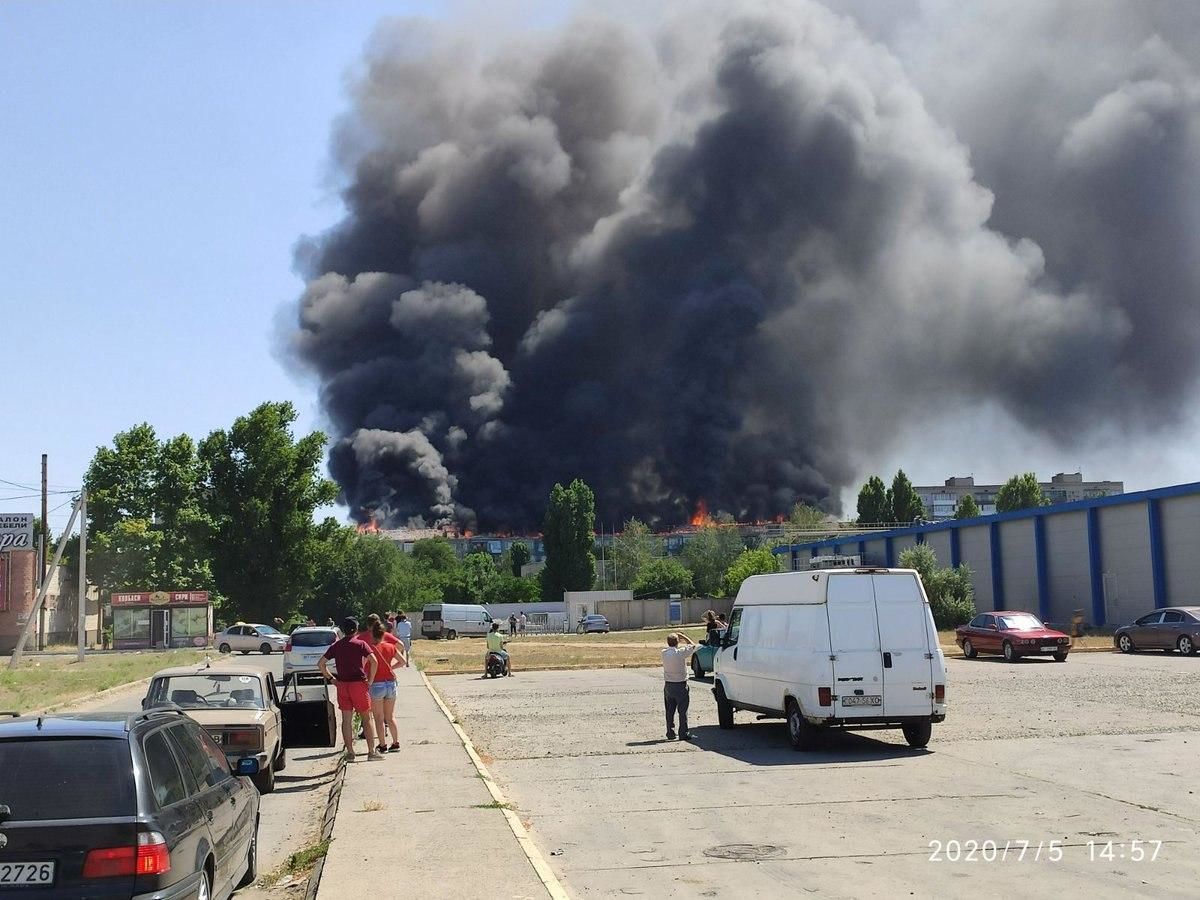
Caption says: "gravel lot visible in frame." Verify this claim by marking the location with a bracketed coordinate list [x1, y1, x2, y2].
[435, 652, 1200, 898]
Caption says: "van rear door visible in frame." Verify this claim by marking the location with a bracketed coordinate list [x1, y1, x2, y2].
[825, 574, 885, 715]
[872, 573, 935, 718]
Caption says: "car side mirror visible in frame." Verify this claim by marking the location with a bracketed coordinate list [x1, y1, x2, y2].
[235, 758, 260, 777]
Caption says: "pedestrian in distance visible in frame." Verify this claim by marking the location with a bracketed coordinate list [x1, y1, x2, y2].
[518, 611, 527, 636]
[394, 612, 413, 656]
[508, 613, 517, 636]
[661, 632, 700, 740]
[318, 617, 382, 762]
[366, 619, 402, 753]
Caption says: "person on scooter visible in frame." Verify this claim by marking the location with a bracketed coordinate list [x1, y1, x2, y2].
[485, 621, 514, 676]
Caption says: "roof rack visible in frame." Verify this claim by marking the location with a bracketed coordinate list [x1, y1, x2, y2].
[127, 704, 186, 730]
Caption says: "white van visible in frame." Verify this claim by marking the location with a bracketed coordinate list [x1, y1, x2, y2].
[713, 568, 946, 750]
[421, 603, 493, 639]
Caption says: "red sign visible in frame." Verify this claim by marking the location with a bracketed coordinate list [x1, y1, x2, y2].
[111, 591, 210, 606]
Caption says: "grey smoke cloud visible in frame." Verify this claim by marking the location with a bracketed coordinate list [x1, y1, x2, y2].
[290, 0, 1200, 529]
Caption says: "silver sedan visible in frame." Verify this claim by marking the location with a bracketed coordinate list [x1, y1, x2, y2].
[216, 623, 290, 655]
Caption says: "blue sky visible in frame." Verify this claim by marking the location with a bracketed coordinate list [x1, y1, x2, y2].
[0, 1, 457, 529]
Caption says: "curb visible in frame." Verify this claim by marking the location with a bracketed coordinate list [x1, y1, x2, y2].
[420, 671, 571, 900]
[304, 754, 347, 900]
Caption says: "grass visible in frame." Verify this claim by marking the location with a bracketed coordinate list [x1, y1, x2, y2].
[259, 838, 331, 887]
[357, 800, 386, 813]
[0, 649, 209, 714]
[473, 800, 513, 810]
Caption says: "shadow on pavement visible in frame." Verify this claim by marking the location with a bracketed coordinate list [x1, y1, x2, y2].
[685, 721, 928, 766]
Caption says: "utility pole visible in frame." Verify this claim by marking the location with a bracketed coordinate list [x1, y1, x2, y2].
[9, 495, 81, 669]
[77, 490, 88, 662]
[40, 454, 48, 583]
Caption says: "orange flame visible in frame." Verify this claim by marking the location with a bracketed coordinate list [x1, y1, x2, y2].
[690, 499, 714, 528]
[356, 513, 381, 535]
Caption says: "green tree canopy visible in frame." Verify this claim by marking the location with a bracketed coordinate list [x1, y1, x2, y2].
[508, 541, 531, 577]
[631, 557, 694, 598]
[611, 518, 657, 589]
[789, 502, 827, 528]
[722, 548, 780, 597]
[540, 479, 596, 601]
[482, 574, 541, 604]
[890, 469, 925, 524]
[199, 401, 337, 623]
[897, 543, 976, 628]
[953, 494, 982, 519]
[461, 552, 499, 602]
[856, 475, 891, 524]
[995, 472, 1046, 513]
[681, 523, 745, 597]
[411, 537, 459, 572]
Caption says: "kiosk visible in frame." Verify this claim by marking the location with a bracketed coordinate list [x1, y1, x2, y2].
[111, 590, 213, 650]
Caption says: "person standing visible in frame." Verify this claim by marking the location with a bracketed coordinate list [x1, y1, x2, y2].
[518, 611, 527, 636]
[394, 612, 413, 657]
[661, 633, 700, 741]
[367, 620, 402, 753]
[318, 617, 381, 762]
[508, 613, 517, 636]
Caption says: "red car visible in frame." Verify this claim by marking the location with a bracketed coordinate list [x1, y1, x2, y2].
[955, 611, 1071, 662]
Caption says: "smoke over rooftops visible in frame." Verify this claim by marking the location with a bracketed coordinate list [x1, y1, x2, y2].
[288, 1, 1200, 530]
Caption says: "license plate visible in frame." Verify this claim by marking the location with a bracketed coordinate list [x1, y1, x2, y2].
[1040, 646, 1058, 652]
[210, 732, 224, 744]
[0, 862, 55, 886]
[842, 695, 882, 707]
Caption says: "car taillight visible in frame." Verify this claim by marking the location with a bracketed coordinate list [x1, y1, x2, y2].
[225, 728, 262, 750]
[285, 640, 293, 652]
[818, 687, 832, 706]
[83, 832, 170, 878]
[934, 684, 945, 703]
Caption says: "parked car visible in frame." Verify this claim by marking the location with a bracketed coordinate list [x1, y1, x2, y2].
[1114, 607, 1200, 655]
[283, 626, 340, 676]
[691, 629, 724, 678]
[0, 707, 260, 899]
[576, 614, 610, 634]
[215, 623, 289, 655]
[421, 603, 493, 639]
[955, 611, 1071, 662]
[713, 568, 946, 750]
[144, 662, 289, 793]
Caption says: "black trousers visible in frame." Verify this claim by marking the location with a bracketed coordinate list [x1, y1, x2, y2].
[664, 681, 690, 734]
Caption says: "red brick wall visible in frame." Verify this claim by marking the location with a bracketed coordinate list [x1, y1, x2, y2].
[0, 550, 38, 652]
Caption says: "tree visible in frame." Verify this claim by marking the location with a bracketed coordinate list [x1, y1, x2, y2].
[995, 472, 1046, 513]
[199, 401, 337, 623]
[540, 479, 596, 601]
[890, 469, 925, 524]
[508, 541, 531, 577]
[897, 543, 976, 628]
[681, 523, 745, 596]
[461, 552, 499, 602]
[482, 574, 541, 604]
[412, 537, 458, 572]
[953, 494, 982, 519]
[611, 518, 657, 589]
[856, 476, 891, 525]
[631, 558, 694, 598]
[789, 502, 827, 528]
[722, 548, 780, 596]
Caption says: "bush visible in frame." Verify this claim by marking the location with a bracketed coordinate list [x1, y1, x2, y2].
[722, 548, 780, 597]
[631, 558, 694, 598]
[898, 544, 976, 629]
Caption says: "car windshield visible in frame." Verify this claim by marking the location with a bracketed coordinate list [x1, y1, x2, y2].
[998, 614, 1044, 631]
[158, 674, 265, 709]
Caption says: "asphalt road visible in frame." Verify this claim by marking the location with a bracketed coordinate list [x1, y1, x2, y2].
[77, 653, 340, 897]
[435, 652, 1200, 898]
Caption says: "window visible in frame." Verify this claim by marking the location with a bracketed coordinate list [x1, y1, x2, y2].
[1162, 611, 1184, 623]
[0, 738, 134, 820]
[167, 724, 228, 793]
[153, 674, 265, 709]
[171, 606, 208, 640]
[726, 608, 742, 645]
[291, 630, 336, 647]
[1136, 613, 1163, 626]
[998, 614, 1044, 631]
[968, 615, 986, 628]
[143, 730, 189, 808]
[188, 724, 232, 784]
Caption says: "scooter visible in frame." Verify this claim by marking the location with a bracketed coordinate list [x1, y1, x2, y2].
[485, 650, 510, 678]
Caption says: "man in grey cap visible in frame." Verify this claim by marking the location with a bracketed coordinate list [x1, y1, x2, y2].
[661, 632, 699, 740]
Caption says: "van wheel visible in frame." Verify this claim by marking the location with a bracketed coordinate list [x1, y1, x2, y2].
[253, 762, 275, 794]
[714, 684, 735, 729]
[1002, 641, 1018, 663]
[447, 630, 457, 640]
[962, 639, 977, 659]
[691, 656, 704, 679]
[786, 699, 821, 751]
[902, 721, 932, 749]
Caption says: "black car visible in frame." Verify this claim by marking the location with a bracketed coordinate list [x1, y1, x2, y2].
[0, 708, 260, 899]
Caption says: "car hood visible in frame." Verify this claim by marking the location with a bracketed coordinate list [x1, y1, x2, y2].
[1004, 628, 1069, 640]
[183, 708, 271, 727]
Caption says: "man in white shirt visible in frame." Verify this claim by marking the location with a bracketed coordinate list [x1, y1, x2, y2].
[661, 632, 699, 740]
[394, 613, 413, 657]
[517, 611, 527, 635]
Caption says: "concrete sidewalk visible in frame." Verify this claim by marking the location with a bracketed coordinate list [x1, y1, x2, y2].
[317, 666, 551, 900]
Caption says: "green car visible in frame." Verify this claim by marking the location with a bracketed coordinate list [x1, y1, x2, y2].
[690, 631, 725, 678]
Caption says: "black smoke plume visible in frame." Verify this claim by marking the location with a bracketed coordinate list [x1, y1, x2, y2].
[289, 0, 1200, 530]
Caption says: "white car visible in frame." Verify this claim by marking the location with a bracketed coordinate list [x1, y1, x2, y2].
[283, 626, 340, 676]
[216, 623, 290, 655]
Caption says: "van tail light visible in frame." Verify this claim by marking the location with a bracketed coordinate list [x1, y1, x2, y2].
[83, 832, 171, 878]
[818, 687, 832, 707]
[934, 684, 945, 703]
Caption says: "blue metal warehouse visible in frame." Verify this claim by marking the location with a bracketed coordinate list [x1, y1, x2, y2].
[775, 481, 1200, 627]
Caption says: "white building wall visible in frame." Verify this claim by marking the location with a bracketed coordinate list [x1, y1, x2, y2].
[1097, 503, 1153, 624]
[1042, 511, 1091, 624]
[999, 519, 1037, 611]
[892, 535, 918, 559]
[924, 531, 953, 567]
[957, 525, 993, 611]
[1160, 495, 1200, 606]
[863, 539, 887, 566]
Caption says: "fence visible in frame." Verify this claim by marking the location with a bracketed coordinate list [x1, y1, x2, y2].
[594, 597, 734, 631]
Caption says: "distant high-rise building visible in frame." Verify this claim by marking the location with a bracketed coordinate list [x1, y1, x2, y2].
[915, 472, 1124, 520]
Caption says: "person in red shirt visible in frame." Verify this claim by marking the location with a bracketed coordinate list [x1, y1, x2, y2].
[366, 619, 405, 753]
[318, 617, 380, 761]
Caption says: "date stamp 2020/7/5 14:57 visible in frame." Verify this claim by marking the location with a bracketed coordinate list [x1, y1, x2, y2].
[928, 839, 1165, 863]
